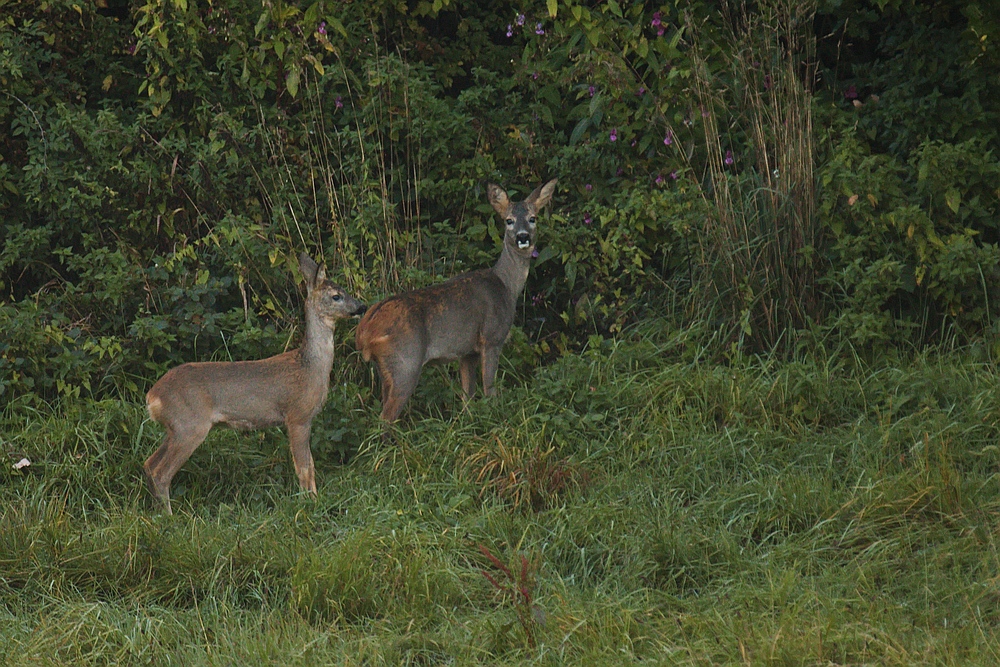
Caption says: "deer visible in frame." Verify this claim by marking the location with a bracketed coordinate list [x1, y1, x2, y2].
[143, 253, 367, 514]
[356, 178, 557, 423]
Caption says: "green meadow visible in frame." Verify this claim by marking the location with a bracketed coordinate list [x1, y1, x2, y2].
[3, 324, 999, 665]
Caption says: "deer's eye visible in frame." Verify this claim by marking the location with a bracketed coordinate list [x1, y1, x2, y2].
[528, 216, 537, 225]
[505, 218, 515, 227]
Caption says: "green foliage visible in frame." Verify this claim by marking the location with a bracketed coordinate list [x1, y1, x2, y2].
[813, 0, 1000, 345]
[819, 127, 1000, 343]
[1, 0, 999, 404]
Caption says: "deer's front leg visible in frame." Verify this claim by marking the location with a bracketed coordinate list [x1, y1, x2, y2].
[286, 422, 317, 495]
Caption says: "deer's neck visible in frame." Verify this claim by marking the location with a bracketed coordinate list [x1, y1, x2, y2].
[491, 243, 531, 303]
[298, 311, 335, 384]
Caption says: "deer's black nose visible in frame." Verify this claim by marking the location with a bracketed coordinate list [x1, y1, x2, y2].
[515, 232, 531, 247]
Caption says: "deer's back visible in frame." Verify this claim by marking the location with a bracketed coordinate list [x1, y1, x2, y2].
[146, 351, 325, 430]
[356, 269, 514, 364]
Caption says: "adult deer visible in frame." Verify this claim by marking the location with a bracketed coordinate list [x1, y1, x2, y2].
[356, 179, 557, 423]
[143, 253, 366, 514]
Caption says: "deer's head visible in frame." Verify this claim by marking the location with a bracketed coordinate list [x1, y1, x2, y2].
[488, 179, 557, 259]
[299, 253, 367, 327]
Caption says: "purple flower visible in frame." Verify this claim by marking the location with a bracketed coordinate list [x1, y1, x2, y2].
[663, 130, 673, 146]
[655, 174, 665, 185]
[651, 11, 662, 28]
[724, 150, 734, 165]
[585, 183, 592, 191]
[516, 13, 525, 26]
[584, 213, 592, 225]
[588, 85, 596, 97]
[506, 24, 513, 37]
[844, 84, 858, 100]
[535, 22, 544, 35]
[657, 26, 665, 37]
[531, 248, 539, 258]
[317, 21, 327, 35]
[636, 86, 646, 96]
[631, 139, 637, 147]
[532, 293, 543, 306]
[670, 170, 679, 180]
[610, 129, 617, 142]
[126, 43, 136, 55]
[334, 95, 343, 109]
[616, 167, 623, 176]
[531, 71, 539, 80]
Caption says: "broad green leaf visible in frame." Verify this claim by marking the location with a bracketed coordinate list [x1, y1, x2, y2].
[304, 54, 325, 76]
[304, 1, 319, 25]
[607, 0, 621, 17]
[534, 246, 556, 265]
[286, 67, 300, 97]
[565, 260, 577, 289]
[588, 91, 601, 116]
[669, 26, 684, 49]
[572, 5, 582, 21]
[547, 0, 557, 18]
[636, 36, 648, 58]
[570, 117, 590, 145]
[255, 10, 270, 37]
[328, 17, 347, 37]
[537, 104, 553, 128]
[945, 189, 961, 214]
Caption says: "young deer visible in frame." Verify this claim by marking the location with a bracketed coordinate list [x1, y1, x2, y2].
[143, 253, 366, 514]
[356, 179, 557, 423]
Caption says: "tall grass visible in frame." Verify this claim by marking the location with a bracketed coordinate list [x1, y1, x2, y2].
[250, 54, 415, 298]
[689, 0, 821, 350]
[250, 45, 481, 303]
[3, 324, 1000, 663]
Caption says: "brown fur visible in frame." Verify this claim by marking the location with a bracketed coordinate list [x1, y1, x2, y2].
[143, 253, 366, 514]
[356, 179, 557, 423]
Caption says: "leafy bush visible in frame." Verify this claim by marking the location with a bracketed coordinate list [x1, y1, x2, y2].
[2, 0, 1000, 409]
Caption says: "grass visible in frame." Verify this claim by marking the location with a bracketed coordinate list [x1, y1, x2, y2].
[2, 321, 1000, 664]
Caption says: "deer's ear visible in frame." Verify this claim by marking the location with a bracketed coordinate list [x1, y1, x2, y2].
[527, 178, 557, 209]
[299, 253, 320, 287]
[487, 183, 509, 216]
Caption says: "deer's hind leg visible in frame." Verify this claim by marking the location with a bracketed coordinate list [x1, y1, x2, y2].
[378, 355, 423, 423]
[480, 345, 503, 397]
[459, 353, 479, 403]
[144, 420, 213, 515]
